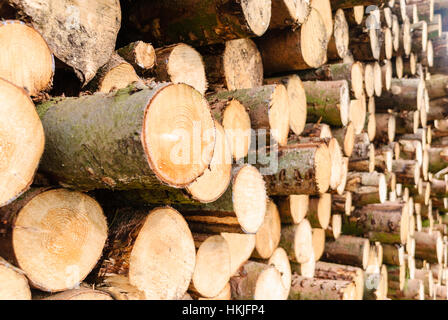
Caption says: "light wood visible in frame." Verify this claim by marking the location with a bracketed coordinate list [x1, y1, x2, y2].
[280, 219, 314, 264]
[0, 257, 31, 300]
[276, 195, 309, 224]
[253, 199, 281, 259]
[117, 41, 156, 73]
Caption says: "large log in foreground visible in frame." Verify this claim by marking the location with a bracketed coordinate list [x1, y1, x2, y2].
[37, 83, 215, 191]
[0, 0, 121, 85]
[0, 78, 45, 207]
[0, 188, 107, 292]
[120, 0, 272, 47]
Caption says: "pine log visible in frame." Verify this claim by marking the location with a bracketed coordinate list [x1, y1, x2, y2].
[332, 192, 353, 216]
[411, 0, 435, 22]
[345, 6, 365, 26]
[414, 230, 444, 264]
[0, 0, 121, 85]
[349, 20, 382, 61]
[322, 235, 370, 269]
[348, 133, 375, 173]
[391, 14, 400, 52]
[411, 21, 429, 53]
[96, 207, 195, 300]
[298, 62, 365, 100]
[314, 261, 364, 300]
[330, 0, 387, 10]
[373, 61, 383, 97]
[311, 228, 326, 261]
[375, 112, 396, 143]
[381, 59, 393, 91]
[0, 20, 53, 96]
[349, 97, 368, 135]
[252, 199, 281, 259]
[260, 143, 331, 195]
[116, 41, 156, 74]
[201, 38, 263, 91]
[428, 14, 443, 39]
[382, 244, 405, 266]
[311, 0, 334, 40]
[427, 147, 448, 173]
[0, 257, 31, 300]
[190, 235, 231, 298]
[375, 78, 426, 111]
[307, 194, 332, 229]
[328, 9, 350, 60]
[88, 53, 141, 93]
[326, 214, 343, 240]
[256, 8, 328, 73]
[301, 123, 333, 138]
[343, 201, 409, 244]
[364, 63, 375, 97]
[393, 55, 403, 79]
[230, 261, 287, 300]
[276, 195, 309, 224]
[303, 80, 351, 127]
[0, 188, 107, 292]
[430, 33, 448, 74]
[434, 284, 448, 300]
[414, 268, 434, 297]
[337, 157, 350, 195]
[425, 74, 448, 99]
[387, 265, 405, 291]
[389, 278, 425, 300]
[403, 52, 417, 76]
[333, 122, 356, 157]
[395, 111, 419, 135]
[392, 159, 421, 186]
[37, 83, 215, 190]
[264, 74, 307, 136]
[220, 233, 255, 277]
[280, 219, 314, 264]
[119, 0, 271, 47]
[289, 274, 356, 300]
[0, 78, 44, 206]
[269, 0, 311, 29]
[207, 84, 290, 146]
[346, 171, 388, 205]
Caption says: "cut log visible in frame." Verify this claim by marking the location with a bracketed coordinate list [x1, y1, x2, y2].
[375, 112, 396, 143]
[0, 257, 31, 300]
[308, 194, 332, 229]
[312, 228, 326, 261]
[364, 63, 375, 97]
[289, 274, 355, 300]
[414, 268, 434, 297]
[427, 147, 448, 173]
[349, 19, 381, 61]
[387, 265, 406, 292]
[434, 285, 448, 300]
[374, 61, 383, 97]
[260, 143, 331, 195]
[201, 38, 263, 91]
[333, 122, 356, 157]
[116, 41, 156, 74]
[256, 8, 328, 73]
[314, 261, 364, 300]
[0, 20, 53, 96]
[332, 192, 353, 216]
[428, 14, 442, 39]
[346, 171, 388, 205]
[96, 207, 195, 300]
[191, 235, 231, 298]
[298, 62, 365, 100]
[411, 21, 429, 53]
[182, 165, 267, 234]
[301, 123, 333, 138]
[280, 219, 314, 264]
[0, 188, 107, 292]
[393, 55, 403, 79]
[276, 195, 309, 224]
[230, 261, 287, 300]
[252, 199, 281, 259]
[207, 84, 290, 146]
[219, 233, 255, 277]
[381, 59, 393, 91]
[425, 74, 448, 99]
[380, 28, 393, 60]
[392, 159, 421, 186]
[119, 0, 271, 47]
[311, 0, 333, 40]
[337, 157, 350, 195]
[348, 133, 375, 173]
[389, 278, 425, 300]
[395, 111, 419, 135]
[391, 14, 400, 51]
[269, 0, 311, 29]
[265, 248, 292, 298]
[265, 74, 307, 136]
[399, 18, 412, 56]
[88, 53, 141, 93]
[344, 201, 409, 244]
[37, 83, 215, 190]
[0, 78, 44, 206]
[327, 214, 343, 239]
[414, 230, 444, 264]
[403, 52, 417, 76]
[430, 33, 448, 73]
[0, 0, 121, 85]
[303, 80, 350, 127]
[322, 235, 370, 269]
[194, 282, 231, 300]
[42, 288, 113, 300]
[346, 6, 365, 26]
[382, 244, 405, 266]
[375, 78, 426, 111]
[328, 9, 350, 60]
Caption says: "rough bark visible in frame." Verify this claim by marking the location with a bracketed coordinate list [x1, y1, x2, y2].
[289, 274, 355, 300]
[322, 235, 370, 269]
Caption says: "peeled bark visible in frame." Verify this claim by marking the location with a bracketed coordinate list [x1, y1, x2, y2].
[0, 188, 107, 292]
[0, 0, 121, 85]
[37, 83, 215, 191]
[96, 207, 196, 300]
[119, 0, 271, 47]
[256, 8, 328, 73]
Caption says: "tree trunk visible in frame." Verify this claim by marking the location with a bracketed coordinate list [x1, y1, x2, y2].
[0, 0, 121, 85]
[425, 74, 448, 99]
[333, 123, 356, 157]
[0, 77, 45, 207]
[119, 0, 271, 47]
[382, 244, 405, 266]
[37, 83, 215, 191]
[346, 171, 388, 205]
[207, 84, 290, 146]
[307, 194, 332, 229]
[303, 80, 351, 127]
[349, 24, 381, 61]
[389, 279, 425, 300]
[0, 188, 107, 292]
[375, 78, 426, 111]
[343, 201, 409, 244]
[200, 38, 263, 92]
[289, 274, 355, 300]
[275, 194, 309, 224]
[260, 143, 332, 195]
[332, 192, 353, 216]
[116, 41, 156, 74]
[322, 235, 370, 269]
[414, 231, 444, 264]
[279, 219, 313, 264]
[256, 8, 328, 73]
[220, 233, 255, 277]
[269, 0, 311, 29]
[96, 207, 196, 300]
[392, 159, 421, 186]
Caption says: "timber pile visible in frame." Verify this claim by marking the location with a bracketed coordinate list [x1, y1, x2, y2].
[1, 0, 448, 301]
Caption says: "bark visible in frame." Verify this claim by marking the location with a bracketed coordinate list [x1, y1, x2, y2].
[343, 201, 409, 244]
[375, 78, 425, 111]
[330, 0, 387, 9]
[427, 147, 448, 173]
[328, 9, 350, 61]
[275, 195, 309, 224]
[269, 0, 311, 29]
[414, 231, 443, 264]
[119, 0, 271, 47]
[303, 80, 350, 127]
[392, 159, 421, 186]
[349, 24, 381, 61]
[322, 235, 370, 269]
[389, 279, 425, 300]
[289, 274, 355, 300]
[346, 171, 387, 205]
[256, 8, 328, 74]
[307, 194, 332, 229]
[429, 33, 448, 74]
[37, 83, 215, 191]
[333, 123, 356, 157]
[332, 192, 353, 216]
[382, 244, 405, 266]
[0, 0, 121, 85]
[425, 74, 448, 99]
[116, 41, 156, 73]
[279, 219, 313, 264]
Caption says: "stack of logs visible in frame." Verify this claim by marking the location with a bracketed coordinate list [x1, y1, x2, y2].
[1, 0, 448, 300]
